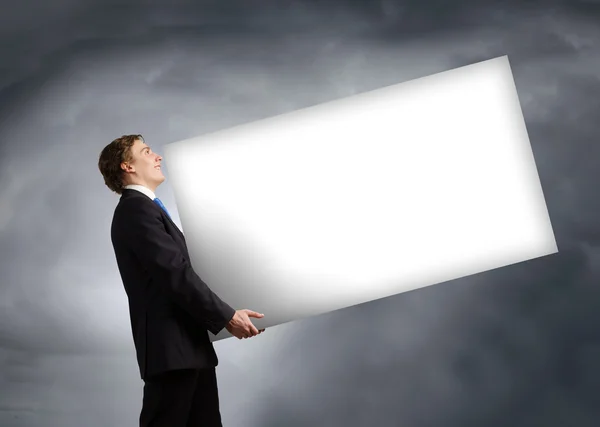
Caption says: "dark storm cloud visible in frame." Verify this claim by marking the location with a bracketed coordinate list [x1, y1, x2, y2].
[0, 0, 599, 426]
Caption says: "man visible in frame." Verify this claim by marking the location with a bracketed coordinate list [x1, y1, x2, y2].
[98, 134, 264, 427]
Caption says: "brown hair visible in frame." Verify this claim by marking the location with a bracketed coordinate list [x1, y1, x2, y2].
[98, 134, 144, 194]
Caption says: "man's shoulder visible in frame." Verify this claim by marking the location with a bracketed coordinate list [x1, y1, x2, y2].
[112, 191, 161, 226]
[115, 190, 153, 211]
[110, 191, 164, 247]
[111, 195, 144, 244]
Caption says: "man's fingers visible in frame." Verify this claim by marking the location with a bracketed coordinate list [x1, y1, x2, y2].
[246, 322, 259, 336]
[244, 309, 264, 318]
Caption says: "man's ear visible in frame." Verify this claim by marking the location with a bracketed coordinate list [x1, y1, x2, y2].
[121, 162, 134, 173]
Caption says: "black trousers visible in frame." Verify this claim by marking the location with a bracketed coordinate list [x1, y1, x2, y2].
[140, 368, 223, 427]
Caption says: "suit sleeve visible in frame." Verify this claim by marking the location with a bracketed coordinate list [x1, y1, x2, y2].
[119, 198, 236, 335]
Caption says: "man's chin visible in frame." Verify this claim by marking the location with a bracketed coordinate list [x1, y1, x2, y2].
[150, 176, 166, 189]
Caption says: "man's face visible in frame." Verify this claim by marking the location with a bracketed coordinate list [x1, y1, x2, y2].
[122, 139, 165, 191]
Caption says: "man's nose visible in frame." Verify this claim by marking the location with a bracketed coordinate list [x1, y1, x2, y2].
[156, 154, 162, 161]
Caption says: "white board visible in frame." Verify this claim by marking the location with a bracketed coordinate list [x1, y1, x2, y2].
[163, 56, 557, 341]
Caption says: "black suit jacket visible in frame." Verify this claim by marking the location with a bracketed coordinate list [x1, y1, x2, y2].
[110, 189, 235, 380]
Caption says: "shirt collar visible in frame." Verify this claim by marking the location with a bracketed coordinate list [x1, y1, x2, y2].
[124, 184, 156, 200]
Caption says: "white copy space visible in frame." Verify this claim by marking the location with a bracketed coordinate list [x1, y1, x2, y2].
[164, 56, 557, 341]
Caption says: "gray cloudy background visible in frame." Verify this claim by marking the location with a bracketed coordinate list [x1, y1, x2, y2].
[1, 0, 599, 426]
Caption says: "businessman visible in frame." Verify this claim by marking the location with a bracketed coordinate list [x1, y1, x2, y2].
[98, 134, 263, 427]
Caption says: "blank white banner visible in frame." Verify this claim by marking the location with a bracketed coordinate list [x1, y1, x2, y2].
[163, 55, 557, 341]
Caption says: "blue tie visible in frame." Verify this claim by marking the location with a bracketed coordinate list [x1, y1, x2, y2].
[153, 197, 171, 219]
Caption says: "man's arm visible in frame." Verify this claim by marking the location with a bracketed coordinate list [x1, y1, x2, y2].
[118, 198, 235, 335]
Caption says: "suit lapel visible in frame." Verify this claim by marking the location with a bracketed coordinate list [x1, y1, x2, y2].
[160, 207, 185, 240]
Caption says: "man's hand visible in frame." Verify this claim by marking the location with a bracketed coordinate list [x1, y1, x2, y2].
[226, 309, 265, 339]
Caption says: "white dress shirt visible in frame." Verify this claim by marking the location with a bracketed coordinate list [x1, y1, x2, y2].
[124, 184, 156, 200]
